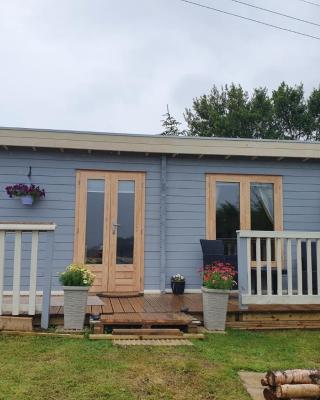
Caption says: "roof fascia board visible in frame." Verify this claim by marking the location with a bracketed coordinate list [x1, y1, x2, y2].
[0, 128, 320, 160]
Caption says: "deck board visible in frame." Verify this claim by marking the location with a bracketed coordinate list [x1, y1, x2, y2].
[110, 298, 124, 313]
[119, 298, 135, 313]
[127, 297, 145, 313]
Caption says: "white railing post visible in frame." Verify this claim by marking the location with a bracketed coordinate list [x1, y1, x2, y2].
[307, 239, 313, 295]
[286, 239, 292, 296]
[28, 231, 39, 315]
[276, 238, 283, 296]
[12, 231, 22, 316]
[0, 231, 5, 315]
[266, 238, 272, 296]
[41, 230, 55, 329]
[317, 240, 320, 295]
[296, 239, 302, 296]
[237, 231, 249, 310]
[256, 238, 262, 295]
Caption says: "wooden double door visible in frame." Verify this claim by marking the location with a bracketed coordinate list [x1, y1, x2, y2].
[74, 171, 145, 294]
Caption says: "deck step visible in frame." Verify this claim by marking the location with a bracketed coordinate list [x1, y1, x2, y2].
[89, 333, 205, 340]
[100, 312, 193, 326]
[113, 339, 193, 346]
[227, 320, 320, 330]
[112, 328, 183, 336]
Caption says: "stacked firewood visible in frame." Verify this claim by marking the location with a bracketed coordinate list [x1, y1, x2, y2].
[262, 370, 320, 399]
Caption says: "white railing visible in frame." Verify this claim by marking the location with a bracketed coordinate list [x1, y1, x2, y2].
[0, 223, 56, 327]
[237, 230, 320, 307]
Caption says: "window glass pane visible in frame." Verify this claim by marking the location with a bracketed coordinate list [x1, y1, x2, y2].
[85, 179, 104, 264]
[251, 183, 275, 261]
[116, 181, 135, 264]
[251, 183, 274, 230]
[216, 182, 240, 255]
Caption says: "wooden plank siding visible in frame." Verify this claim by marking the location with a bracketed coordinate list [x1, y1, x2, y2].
[1, 147, 320, 292]
[0, 150, 160, 291]
[165, 157, 320, 289]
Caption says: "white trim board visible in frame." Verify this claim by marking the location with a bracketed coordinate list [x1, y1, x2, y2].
[242, 295, 320, 305]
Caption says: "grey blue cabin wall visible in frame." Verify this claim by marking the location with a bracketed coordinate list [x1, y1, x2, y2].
[0, 148, 320, 291]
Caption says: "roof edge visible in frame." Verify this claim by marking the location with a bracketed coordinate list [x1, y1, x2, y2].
[0, 126, 320, 159]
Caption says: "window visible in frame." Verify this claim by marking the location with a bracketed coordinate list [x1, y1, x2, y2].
[206, 174, 282, 255]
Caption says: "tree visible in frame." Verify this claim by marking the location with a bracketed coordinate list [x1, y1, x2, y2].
[184, 84, 255, 138]
[272, 82, 312, 140]
[180, 82, 318, 140]
[308, 87, 320, 140]
[161, 105, 183, 136]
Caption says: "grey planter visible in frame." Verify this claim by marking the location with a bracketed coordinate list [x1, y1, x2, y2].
[202, 287, 231, 331]
[63, 286, 89, 330]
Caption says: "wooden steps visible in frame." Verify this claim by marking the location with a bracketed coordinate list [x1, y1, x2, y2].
[92, 313, 197, 335]
[90, 331, 205, 340]
[112, 328, 183, 336]
[100, 312, 194, 327]
[113, 339, 193, 346]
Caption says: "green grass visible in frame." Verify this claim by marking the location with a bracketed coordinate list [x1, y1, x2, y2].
[0, 330, 320, 399]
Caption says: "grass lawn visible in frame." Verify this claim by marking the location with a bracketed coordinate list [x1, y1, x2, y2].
[0, 330, 320, 400]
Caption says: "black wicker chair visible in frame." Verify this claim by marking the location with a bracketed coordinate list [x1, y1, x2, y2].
[301, 241, 318, 294]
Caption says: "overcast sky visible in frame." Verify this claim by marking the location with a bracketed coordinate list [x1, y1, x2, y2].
[0, 0, 319, 134]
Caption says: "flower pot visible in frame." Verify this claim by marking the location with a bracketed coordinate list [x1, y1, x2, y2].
[201, 287, 231, 331]
[171, 280, 185, 295]
[63, 286, 89, 330]
[21, 195, 34, 205]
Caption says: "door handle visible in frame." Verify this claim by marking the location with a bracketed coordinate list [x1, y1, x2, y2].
[112, 222, 120, 234]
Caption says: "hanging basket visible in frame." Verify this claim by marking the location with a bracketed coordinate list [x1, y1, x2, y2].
[21, 195, 34, 206]
[5, 184, 45, 206]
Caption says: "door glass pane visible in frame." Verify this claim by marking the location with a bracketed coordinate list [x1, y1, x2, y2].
[216, 182, 240, 255]
[85, 179, 104, 264]
[116, 181, 135, 264]
[251, 183, 275, 261]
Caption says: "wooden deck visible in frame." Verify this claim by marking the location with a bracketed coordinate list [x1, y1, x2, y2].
[5, 293, 320, 331]
[49, 293, 320, 330]
[48, 293, 202, 331]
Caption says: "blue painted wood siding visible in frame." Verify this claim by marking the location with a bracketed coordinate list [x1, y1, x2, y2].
[166, 157, 320, 289]
[0, 150, 160, 290]
[1, 149, 320, 290]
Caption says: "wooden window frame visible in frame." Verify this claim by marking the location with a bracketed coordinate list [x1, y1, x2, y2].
[206, 174, 283, 240]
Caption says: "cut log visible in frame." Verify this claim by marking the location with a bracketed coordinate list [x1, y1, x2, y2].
[311, 374, 320, 385]
[263, 388, 277, 400]
[261, 378, 269, 386]
[275, 384, 320, 399]
[266, 370, 320, 386]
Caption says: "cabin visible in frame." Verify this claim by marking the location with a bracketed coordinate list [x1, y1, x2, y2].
[1, 127, 320, 331]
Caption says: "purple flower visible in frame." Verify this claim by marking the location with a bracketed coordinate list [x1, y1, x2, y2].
[5, 184, 46, 199]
